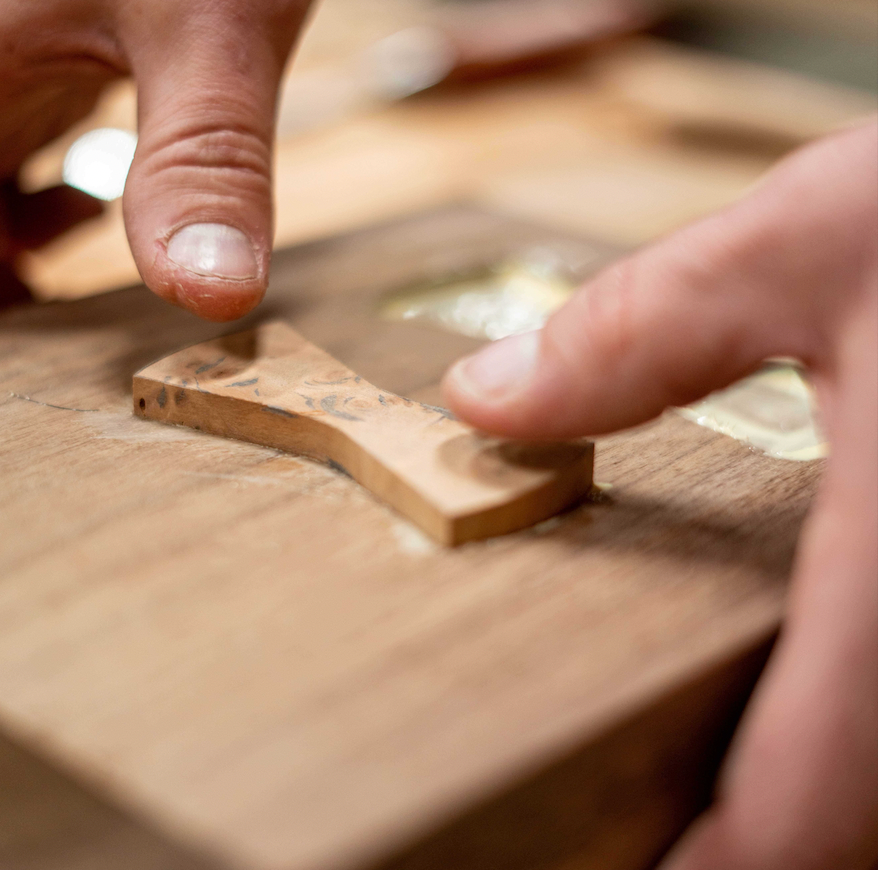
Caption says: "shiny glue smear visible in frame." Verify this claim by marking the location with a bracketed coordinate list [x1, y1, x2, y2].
[677, 363, 826, 461]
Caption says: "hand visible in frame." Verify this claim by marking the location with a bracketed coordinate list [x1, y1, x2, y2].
[444, 121, 878, 870]
[0, 181, 104, 309]
[0, 0, 313, 320]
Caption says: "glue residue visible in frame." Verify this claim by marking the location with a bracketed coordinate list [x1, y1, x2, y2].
[380, 250, 577, 341]
[677, 363, 827, 461]
[391, 521, 438, 556]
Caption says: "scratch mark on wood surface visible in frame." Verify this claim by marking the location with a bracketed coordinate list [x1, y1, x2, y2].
[9, 393, 100, 413]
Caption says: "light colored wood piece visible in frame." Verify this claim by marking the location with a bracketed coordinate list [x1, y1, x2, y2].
[133, 322, 594, 546]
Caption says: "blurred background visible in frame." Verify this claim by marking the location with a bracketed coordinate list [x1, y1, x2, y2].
[18, 0, 877, 302]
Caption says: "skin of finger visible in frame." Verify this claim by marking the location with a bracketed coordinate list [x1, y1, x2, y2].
[8, 185, 104, 252]
[660, 284, 878, 870]
[442, 122, 878, 440]
[0, 0, 125, 176]
[0, 0, 123, 264]
[118, 1, 312, 321]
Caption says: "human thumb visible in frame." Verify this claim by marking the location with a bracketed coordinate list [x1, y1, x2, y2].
[121, 2, 308, 322]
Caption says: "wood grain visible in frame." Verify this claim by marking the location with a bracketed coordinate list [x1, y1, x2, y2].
[0, 208, 822, 870]
[134, 322, 594, 546]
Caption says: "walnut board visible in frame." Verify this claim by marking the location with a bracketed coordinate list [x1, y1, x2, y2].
[0, 208, 821, 870]
[134, 322, 595, 546]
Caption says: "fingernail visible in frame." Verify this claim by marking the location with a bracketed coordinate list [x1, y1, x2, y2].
[452, 330, 541, 401]
[167, 223, 258, 280]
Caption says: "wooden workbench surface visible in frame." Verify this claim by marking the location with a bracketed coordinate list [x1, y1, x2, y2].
[1, 208, 820, 870]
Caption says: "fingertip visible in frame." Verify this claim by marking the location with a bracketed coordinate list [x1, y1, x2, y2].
[441, 330, 569, 440]
[166, 223, 261, 281]
[150, 275, 267, 323]
[145, 224, 269, 322]
[171, 278, 266, 323]
[441, 360, 516, 436]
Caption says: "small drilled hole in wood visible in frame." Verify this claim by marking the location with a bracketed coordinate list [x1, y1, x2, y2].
[139, 398, 146, 410]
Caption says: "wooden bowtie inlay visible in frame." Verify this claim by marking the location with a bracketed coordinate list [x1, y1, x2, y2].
[134, 321, 594, 544]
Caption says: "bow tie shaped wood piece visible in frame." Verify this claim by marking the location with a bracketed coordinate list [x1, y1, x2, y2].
[134, 322, 594, 545]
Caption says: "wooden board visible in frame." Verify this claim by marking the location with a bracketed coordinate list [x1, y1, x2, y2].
[0, 208, 821, 870]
